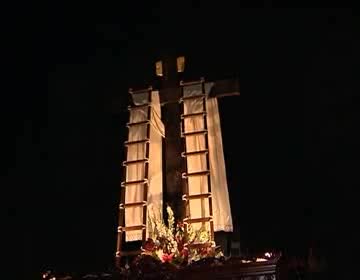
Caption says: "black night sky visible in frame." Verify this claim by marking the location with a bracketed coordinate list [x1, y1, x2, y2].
[7, 4, 358, 278]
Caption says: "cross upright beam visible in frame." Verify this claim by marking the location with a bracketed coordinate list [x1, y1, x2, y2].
[157, 54, 185, 222]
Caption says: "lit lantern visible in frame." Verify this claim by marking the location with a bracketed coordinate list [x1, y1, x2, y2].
[176, 56, 185, 72]
[155, 61, 163, 76]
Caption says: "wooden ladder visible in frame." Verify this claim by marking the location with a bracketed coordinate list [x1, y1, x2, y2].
[115, 87, 152, 267]
[180, 78, 215, 249]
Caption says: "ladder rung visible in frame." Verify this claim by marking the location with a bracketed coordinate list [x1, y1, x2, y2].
[181, 112, 207, 119]
[180, 94, 206, 102]
[184, 217, 213, 224]
[181, 130, 207, 137]
[117, 225, 146, 232]
[182, 170, 210, 178]
[116, 250, 142, 257]
[182, 193, 211, 200]
[121, 179, 148, 187]
[129, 86, 152, 95]
[180, 78, 205, 87]
[181, 150, 208, 157]
[126, 120, 150, 127]
[128, 104, 150, 110]
[122, 158, 149, 166]
[124, 139, 150, 146]
[119, 201, 147, 209]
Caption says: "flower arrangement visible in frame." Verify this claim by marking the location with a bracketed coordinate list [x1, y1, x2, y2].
[141, 205, 224, 266]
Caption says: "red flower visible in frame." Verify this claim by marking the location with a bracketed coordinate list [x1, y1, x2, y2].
[181, 247, 189, 257]
[162, 253, 174, 263]
[177, 222, 184, 229]
[199, 245, 212, 256]
[143, 238, 156, 252]
[200, 248, 208, 255]
[207, 246, 214, 254]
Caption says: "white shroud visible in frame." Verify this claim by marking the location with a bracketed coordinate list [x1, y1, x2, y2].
[125, 91, 164, 241]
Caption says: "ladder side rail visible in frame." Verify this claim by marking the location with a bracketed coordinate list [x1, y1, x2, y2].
[201, 80, 215, 242]
[180, 83, 190, 244]
[142, 90, 152, 242]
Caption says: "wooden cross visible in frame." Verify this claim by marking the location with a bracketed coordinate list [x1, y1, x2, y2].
[115, 54, 240, 266]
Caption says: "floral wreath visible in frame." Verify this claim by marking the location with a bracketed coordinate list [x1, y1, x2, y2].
[141, 205, 223, 266]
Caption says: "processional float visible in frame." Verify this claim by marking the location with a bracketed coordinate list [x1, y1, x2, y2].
[115, 55, 240, 266]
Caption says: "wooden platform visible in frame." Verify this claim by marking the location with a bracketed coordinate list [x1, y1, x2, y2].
[42, 255, 284, 280]
[122, 254, 282, 280]
[176, 257, 280, 280]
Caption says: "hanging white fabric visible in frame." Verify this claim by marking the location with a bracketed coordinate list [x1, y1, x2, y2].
[125, 91, 164, 241]
[183, 83, 233, 233]
[206, 97, 233, 232]
[146, 91, 164, 236]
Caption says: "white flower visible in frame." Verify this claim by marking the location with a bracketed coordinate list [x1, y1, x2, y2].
[156, 249, 163, 260]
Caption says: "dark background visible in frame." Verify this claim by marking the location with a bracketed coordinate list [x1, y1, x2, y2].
[5, 3, 358, 278]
